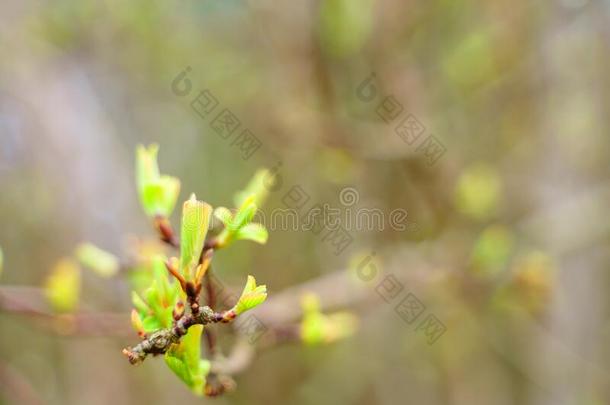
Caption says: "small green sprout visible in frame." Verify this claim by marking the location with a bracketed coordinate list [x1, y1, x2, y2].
[179, 194, 212, 283]
[232, 275, 268, 315]
[214, 196, 268, 247]
[136, 144, 181, 218]
[233, 168, 273, 208]
[130, 256, 182, 333]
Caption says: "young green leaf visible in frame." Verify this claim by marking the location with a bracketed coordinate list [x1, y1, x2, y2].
[233, 275, 267, 315]
[135, 144, 181, 218]
[131, 291, 150, 314]
[142, 316, 163, 333]
[216, 196, 258, 247]
[213, 206, 233, 227]
[158, 175, 181, 217]
[141, 181, 165, 217]
[130, 256, 182, 332]
[180, 195, 212, 281]
[235, 223, 268, 244]
[233, 168, 272, 208]
[75, 243, 120, 277]
[164, 324, 210, 395]
[45, 259, 81, 313]
[229, 196, 257, 233]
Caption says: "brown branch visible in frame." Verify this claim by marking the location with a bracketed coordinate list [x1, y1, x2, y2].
[122, 306, 235, 365]
[202, 267, 219, 357]
[210, 324, 300, 376]
[0, 286, 131, 336]
[0, 361, 45, 405]
[153, 215, 179, 248]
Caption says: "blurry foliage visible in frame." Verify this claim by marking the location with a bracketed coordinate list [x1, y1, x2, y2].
[441, 28, 497, 91]
[470, 225, 514, 278]
[131, 256, 182, 332]
[44, 258, 80, 313]
[509, 250, 555, 313]
[455, 162, 502, 221]
[0, 0, 606, 403]
[300, 293, 358, 346]
[75, 243, 120, 278]
[317, 0, 374, 58]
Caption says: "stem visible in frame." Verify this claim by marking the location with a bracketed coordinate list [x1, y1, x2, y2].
[195, 242, 217, 354]
[122, 306, 230, 365]
[203, 268, 218, 356]
[153, 215, 179, 248]
[204, 268, 217, 309]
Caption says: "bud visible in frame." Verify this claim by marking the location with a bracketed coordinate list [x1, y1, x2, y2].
[216, 195, 268, 247]
[180, 195, 212, 281]
[173, 301, 185, 320]
[232, 275, 268, 315]
[131, 309, 146, 337]
[233, 168, 272, 208]
[135, 144, 181, 218]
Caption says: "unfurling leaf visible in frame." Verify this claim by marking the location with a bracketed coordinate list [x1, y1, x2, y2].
[216, 195, 268, 248]
[131, 309, 145, 336]
[233, 275, 267, 315]
[213, 206, 233, 227]
[131, 256, 182, 333]
[180, 195, 212, 281]
[235, 223, 268, 244]
[136, 144, 181, 218]
[45, 259, 80, 313]
[157, 175, 181, 217]
[131, 291, 149, 314]
[164, 325, 210, 395]
[233, 168, 272, 208]
[230, 196, 257, 232]
[75, 243, 120, 277]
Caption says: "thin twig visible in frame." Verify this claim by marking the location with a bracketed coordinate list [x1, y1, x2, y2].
[122, 306, 235, 365]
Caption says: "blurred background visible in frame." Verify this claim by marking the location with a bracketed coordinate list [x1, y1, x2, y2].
[1, 0, 610, 404]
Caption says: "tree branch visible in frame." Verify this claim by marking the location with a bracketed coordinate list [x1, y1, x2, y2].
[122, 306, 235, 365]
